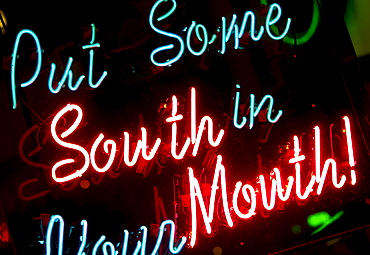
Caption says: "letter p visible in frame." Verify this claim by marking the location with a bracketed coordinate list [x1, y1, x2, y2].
[11, 29, 42, 109]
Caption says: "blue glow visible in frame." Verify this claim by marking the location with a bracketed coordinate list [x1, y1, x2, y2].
[149, 0, 185, 66]
[103, 241, 116, 255]
[265, 3, 291, 40]
[238, 11, 264, 41]
[90, 24, 96, 45]
[249, 94, 283, 129]
[68, 71, 85, 91]
[233, 85, 247, 129]
[133, 226, 147, 255]
[208, 34, 217, 44]
[221, 15, 239, 54]
[93, 236, 106, 255]
[121, 230, 129, 255]
[82, 24, 100, 49]
[77, 220, 88, 255]
[45, 215, 64, 255]
[152, 220, 187, 254]
[11, 29, 42, 109]
[44, 216, 185, 255]
[88, 49, 108, 88]
[48, 58, 72, 93]
[221, 10, 265, 54]
[157, 0, 177, 21]
[82, 43, 101, 50]
[48, 58, 85, 93]
[187, 21, 208, 56]
[80, 23, 107, 88]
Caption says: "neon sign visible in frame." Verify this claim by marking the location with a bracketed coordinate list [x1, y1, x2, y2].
[45, 215, 186, 255]
[233, 84, 283, 129]
[10, 24, 107, 109]
[50, 87, 223, 183]
[188, 116, 356, 246]
[48, 87, 357, 250]
[149, 0, 291, 66]
[6, 1, 360, 254]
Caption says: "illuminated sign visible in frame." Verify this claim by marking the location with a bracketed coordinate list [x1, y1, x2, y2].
[149, 0, 291, 66]
[4, 0, 362, 254]
[188, 116, 356, 246]
[50, 87, 224, 183]
[45, 215, 186, 255]
[10, 24, 107, 110]
[48, 87, 357, 250]
[233, 84, 283, 129]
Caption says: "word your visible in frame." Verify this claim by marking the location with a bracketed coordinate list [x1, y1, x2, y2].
[150, 0, 291, 66]
[188, 116, 356, 247]
[10, 24, 107, 109]
[233, 84, 283, 129]
[45, 215, 186, 255]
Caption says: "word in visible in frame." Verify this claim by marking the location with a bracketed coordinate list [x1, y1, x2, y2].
[188, 116, 356, 246]
[233, 84, 283, 129]
[45, 215, 186, 255]
[149, 0, 291, 66]
[10, 24, 107, 109]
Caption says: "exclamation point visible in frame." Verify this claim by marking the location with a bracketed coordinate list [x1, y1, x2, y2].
[343, 116, 356, 185]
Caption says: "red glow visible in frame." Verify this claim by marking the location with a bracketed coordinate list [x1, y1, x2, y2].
[90, 133, 117, 173]
[189, 155, 233, 247]
[190, 87, 224, 156]
[258, 175, 277, 210]
[51, 104, 90, 183]
[140, 127, 161, 160]
[232, 182, 256, 219]
[343, 116, 356, 185]
[313, 126, 346, 195]
[188, 117, 357, 246]
[51, 88, 225, 183]
[273, 168, 294, 201]
[123, 132, 142, 167]
[166, 95, 191, 159]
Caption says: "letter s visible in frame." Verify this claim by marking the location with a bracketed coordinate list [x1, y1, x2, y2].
[51, 104, 90, 183]
[149, 0, 184, 66]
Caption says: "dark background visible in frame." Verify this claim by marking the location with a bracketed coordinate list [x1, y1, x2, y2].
[0, 0, 370, 254]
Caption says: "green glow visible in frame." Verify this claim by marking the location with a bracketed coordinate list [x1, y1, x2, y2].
[291, 224, 302, 234]
[307, 211, 344, 235]
[344, 0, 370, 57]
[261, 0, 320, 45]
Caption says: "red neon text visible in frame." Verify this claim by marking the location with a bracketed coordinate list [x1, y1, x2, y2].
[188, 117, 356, 246]
[51, 88, 224, 183]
